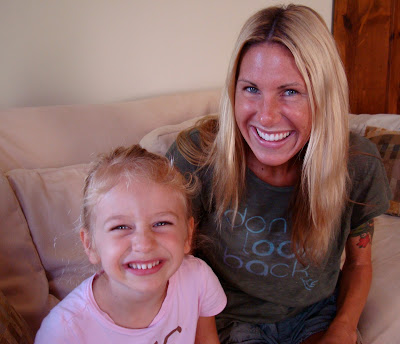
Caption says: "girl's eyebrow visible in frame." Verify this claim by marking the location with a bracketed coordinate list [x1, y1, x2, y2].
[103, 214, 129, 225]
[153, 211, 179, 219]
[102, 211, 180, 226]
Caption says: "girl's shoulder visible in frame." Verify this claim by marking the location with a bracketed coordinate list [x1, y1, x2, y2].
[45, 275, 94, 320]
[181, 254, 209, 270]
[35, 276, 95, 342]
[178, 255, 217, 281]
[177, 256, 227, 314]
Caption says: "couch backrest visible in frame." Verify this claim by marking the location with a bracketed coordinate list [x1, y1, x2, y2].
[0, 89, 221, 172]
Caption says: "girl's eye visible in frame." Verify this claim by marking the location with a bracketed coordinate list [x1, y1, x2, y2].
[245, 86, 259, 94]
[154, 221, 172, 227]
[113, 225, 129, 230]
[284, 89, 298, 96]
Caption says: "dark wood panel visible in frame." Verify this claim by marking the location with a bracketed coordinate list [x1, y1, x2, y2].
[387, 0, 400, 114]
[333, 0, 399, 114]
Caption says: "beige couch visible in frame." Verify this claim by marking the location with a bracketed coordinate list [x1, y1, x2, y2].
[0, 89, 399, 343]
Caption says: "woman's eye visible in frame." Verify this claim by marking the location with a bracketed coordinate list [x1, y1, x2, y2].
[284, 89, 298, 96]
[245, 86, 259, 94]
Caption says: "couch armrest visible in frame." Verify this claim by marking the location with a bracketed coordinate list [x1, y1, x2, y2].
[0, 289, 33, 344]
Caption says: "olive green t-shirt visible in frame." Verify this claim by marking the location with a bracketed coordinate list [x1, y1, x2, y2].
[167, 132, 390, 324]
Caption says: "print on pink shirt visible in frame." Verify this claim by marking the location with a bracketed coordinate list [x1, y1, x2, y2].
[154, 325, 182, 344]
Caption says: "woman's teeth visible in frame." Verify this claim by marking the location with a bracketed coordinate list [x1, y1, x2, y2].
[128, 261, 160, 270]
[256, 128, 290, 142]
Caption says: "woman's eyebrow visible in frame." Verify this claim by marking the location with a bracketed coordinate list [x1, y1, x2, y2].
[237, 79, 257, 86]
[277, 82, 304, 89]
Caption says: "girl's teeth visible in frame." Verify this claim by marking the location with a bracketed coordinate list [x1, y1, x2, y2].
[256, 128, 290, 141]
[128, 261, 160, 270]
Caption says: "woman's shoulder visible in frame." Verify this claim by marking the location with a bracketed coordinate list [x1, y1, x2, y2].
[174, 115, 218, 148]
[167, 116, 217, 171]
[166, 131, 201, 173]
[167, 125, 201, 156]
[348, 132, 382, 169]
[349, 131, 380, 156]
[348, 132, 387, 185]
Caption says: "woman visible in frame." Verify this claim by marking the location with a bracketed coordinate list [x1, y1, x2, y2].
[167, 5, 390, 344]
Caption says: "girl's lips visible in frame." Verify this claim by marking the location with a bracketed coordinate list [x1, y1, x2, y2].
[128, 260, 160, 270]
[256, 128, 292, 142]
[125, 260, 164, 276]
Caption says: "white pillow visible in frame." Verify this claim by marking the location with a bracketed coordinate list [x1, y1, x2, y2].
[7, 164, 92, 303]
[348, 113, 400, 135]
[359, 214, 400, 343]
[139, 116, 204, 155]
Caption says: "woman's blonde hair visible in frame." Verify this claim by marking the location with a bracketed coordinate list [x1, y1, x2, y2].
[177, 5, 349, 264]
[80, 145, 196, 236]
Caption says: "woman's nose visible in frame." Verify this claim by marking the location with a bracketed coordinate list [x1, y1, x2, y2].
[258, 97, 282, 127]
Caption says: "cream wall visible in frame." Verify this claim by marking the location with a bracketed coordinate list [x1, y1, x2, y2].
[0, 0, 333, 109]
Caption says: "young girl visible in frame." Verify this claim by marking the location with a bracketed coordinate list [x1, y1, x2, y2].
[35, 145, 226, 344]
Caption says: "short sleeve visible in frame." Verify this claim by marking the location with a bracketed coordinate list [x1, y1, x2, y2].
[195, 258, 227, 317]
[35, 313, 77, 344]
[348, 133, 391, 231]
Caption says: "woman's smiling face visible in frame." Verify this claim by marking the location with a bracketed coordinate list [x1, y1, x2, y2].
[235, 42, 312, 176]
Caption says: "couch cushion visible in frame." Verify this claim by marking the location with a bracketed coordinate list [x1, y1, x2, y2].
[364, 126, 400, 216]
[358, 214, 400, 343]
[6, 164, 92, 319]
[0, 173, 54, 333]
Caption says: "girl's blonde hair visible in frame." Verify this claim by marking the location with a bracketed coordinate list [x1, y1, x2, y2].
[80, 145, 196, 236]
[177, 5, 349, 264]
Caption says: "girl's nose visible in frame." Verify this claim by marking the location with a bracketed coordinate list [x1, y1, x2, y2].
[132, 229, 155, 252]
[258, 97, 282, 127]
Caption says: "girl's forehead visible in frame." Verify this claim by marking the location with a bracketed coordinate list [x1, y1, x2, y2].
[95, 178, 189, 213]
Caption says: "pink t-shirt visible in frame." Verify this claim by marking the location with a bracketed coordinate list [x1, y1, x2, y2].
[35, 255, 226, 343]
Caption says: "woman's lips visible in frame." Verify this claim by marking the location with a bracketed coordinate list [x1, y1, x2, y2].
[256, 128, 291, 142]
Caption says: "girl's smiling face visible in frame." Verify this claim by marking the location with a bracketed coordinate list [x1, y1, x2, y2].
[235, 42, 312, 179]
[81, 178, 193, 299]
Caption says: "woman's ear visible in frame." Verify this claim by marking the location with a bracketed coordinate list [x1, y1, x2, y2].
[80, 228, 100, 265]
[184, 217, 195, 255]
